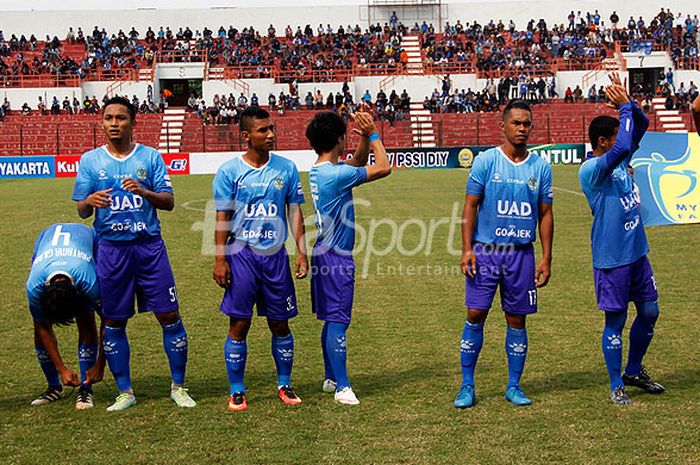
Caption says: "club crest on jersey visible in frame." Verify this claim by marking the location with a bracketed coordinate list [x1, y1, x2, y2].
[136, 166, 147, 181]
[528, 176, 538, 191]
[273, 176, 285, 190]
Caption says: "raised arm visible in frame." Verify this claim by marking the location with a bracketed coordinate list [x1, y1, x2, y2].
[346, 109, 375, 167]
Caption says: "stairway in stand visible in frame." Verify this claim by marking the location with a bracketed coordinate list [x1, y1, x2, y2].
[651, 97, 688, 133]
[159, 108, 186, 153]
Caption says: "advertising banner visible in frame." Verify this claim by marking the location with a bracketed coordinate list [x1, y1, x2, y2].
[55, 155, 82, 178]
[162, 153, 190, 175]
[0, 156, 55, 179]
[467, 144, 586, 165]
[630, 132, 700, 226]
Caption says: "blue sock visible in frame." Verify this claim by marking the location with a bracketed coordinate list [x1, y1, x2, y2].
[161, 319, 188, 386]
[104, 325, 131, 392]
[78, 343, 98, 391]
[626, 301, 659, 376]
[224, 336, 247, 395]
[271, 332, 295, 388]
[326, 322, 350, 390]
[603, 310, 627, 390]
[459, 321, 483, 387]
[321, 322, 335, 381]
[35, 345, 61, 389]
[505, 326, 528, 389]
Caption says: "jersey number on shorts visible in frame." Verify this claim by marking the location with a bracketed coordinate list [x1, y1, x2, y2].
[528, 289, 537, 306]
[169, 286, 178, 303]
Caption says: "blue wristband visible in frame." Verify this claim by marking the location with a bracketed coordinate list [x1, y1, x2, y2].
[368, 132, 380, 142]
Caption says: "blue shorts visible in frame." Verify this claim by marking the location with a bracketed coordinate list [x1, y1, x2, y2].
[593, 255, 658, 312]
[465, 243, 537, 315]
[220, 245, 298, 320]
[310, 245, 355, 324]
[96, 236, 179, 320]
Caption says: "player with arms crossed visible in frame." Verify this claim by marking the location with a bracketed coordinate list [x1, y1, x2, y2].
[72, 96, 195, 411]
[27, 223, 105, 409]
[213, 107, 308, 412]
[305, 109, 391, 405]
[455, 100, 554, 408]
[579, 75, 664, 405]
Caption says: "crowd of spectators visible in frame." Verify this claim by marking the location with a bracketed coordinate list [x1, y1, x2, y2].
[424, 73, 557, 114]
[421, 8, 699, 75]
[192, 82, 410, 126]
[0, 92, 159, 117]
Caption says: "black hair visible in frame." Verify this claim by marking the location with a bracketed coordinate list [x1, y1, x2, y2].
[588, 115, 620, 150]
[39, 275, 87, 326]
[103, 96, 136, 121]
[240, 106, 270, 132]
[502, 99, 532, 120]
[305, 111, 347, 155]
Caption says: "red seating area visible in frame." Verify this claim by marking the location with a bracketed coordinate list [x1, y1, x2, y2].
[179, 110, 414, 152]
[0, 113, 163, 156]
[436, 103, 616, 146]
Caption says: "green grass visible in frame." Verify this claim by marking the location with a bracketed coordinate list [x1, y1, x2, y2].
[0, 167, 699, 464]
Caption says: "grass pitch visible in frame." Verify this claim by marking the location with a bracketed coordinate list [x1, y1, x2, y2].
[0, 166, 698, 464]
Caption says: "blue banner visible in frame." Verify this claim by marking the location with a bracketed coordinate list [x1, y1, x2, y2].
[631, 132, 700, 226]
[0, 156, 56, 179]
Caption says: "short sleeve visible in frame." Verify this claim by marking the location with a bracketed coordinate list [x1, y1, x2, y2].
[286, 165, 305, 205]
[72, 156, 95, 201]
[466, 155, 487, 197]
[26, 282, 44, 323]
[152, 152, 173, 194]
[212, 164, 236, 211]
[578, 157, 606, 190]
[539, 165, 554, 205]
[335, 164, 367, 192]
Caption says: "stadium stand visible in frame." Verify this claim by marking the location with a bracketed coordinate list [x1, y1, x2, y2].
[0, 6, 698, 153]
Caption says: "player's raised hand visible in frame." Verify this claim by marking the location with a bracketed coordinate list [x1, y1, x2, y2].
[535, 258, 551, 288]
[86, 188, 113, 208]
[59, 367, 80, 387]
[461, 250, 477, 278]
[351, 110, 377, 137]
[295, 254, 308, 279]
[213, 258, 231, 288]
[121, 177, 145, 196]
[604, 84, 630, 109]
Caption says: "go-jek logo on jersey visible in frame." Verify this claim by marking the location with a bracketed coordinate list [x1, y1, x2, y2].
[111, 194, 144, 211]
[497, 200, 532, 218]
[244, 203, 279, 218]
[631, 132, 700, 225]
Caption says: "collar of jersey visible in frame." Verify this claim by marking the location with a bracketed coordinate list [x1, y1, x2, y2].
[312, 161, 333, 168]
[45, 270, 75, 286]
[101, 143, 139, 162]
[497, 146, 531, 166]
[240, 153, 273, 170]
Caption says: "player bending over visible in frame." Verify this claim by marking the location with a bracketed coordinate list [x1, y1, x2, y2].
[455, 99, 554, 408]
[579, 75, 664, 405]
[27, 223, 105, 409]
[213, 107, 308, 412]
[306, 109, 391, 405]
[72, 96, 195, 411]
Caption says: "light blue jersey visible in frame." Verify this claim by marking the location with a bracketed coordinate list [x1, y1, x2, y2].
[26, 224, 100, 322]
[579, 103, 650, 269]
[309, 162, 367, 253]
[213, 154, 305, 251]
[466, 147, 553, 245]
[72, 144, 173, 241]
